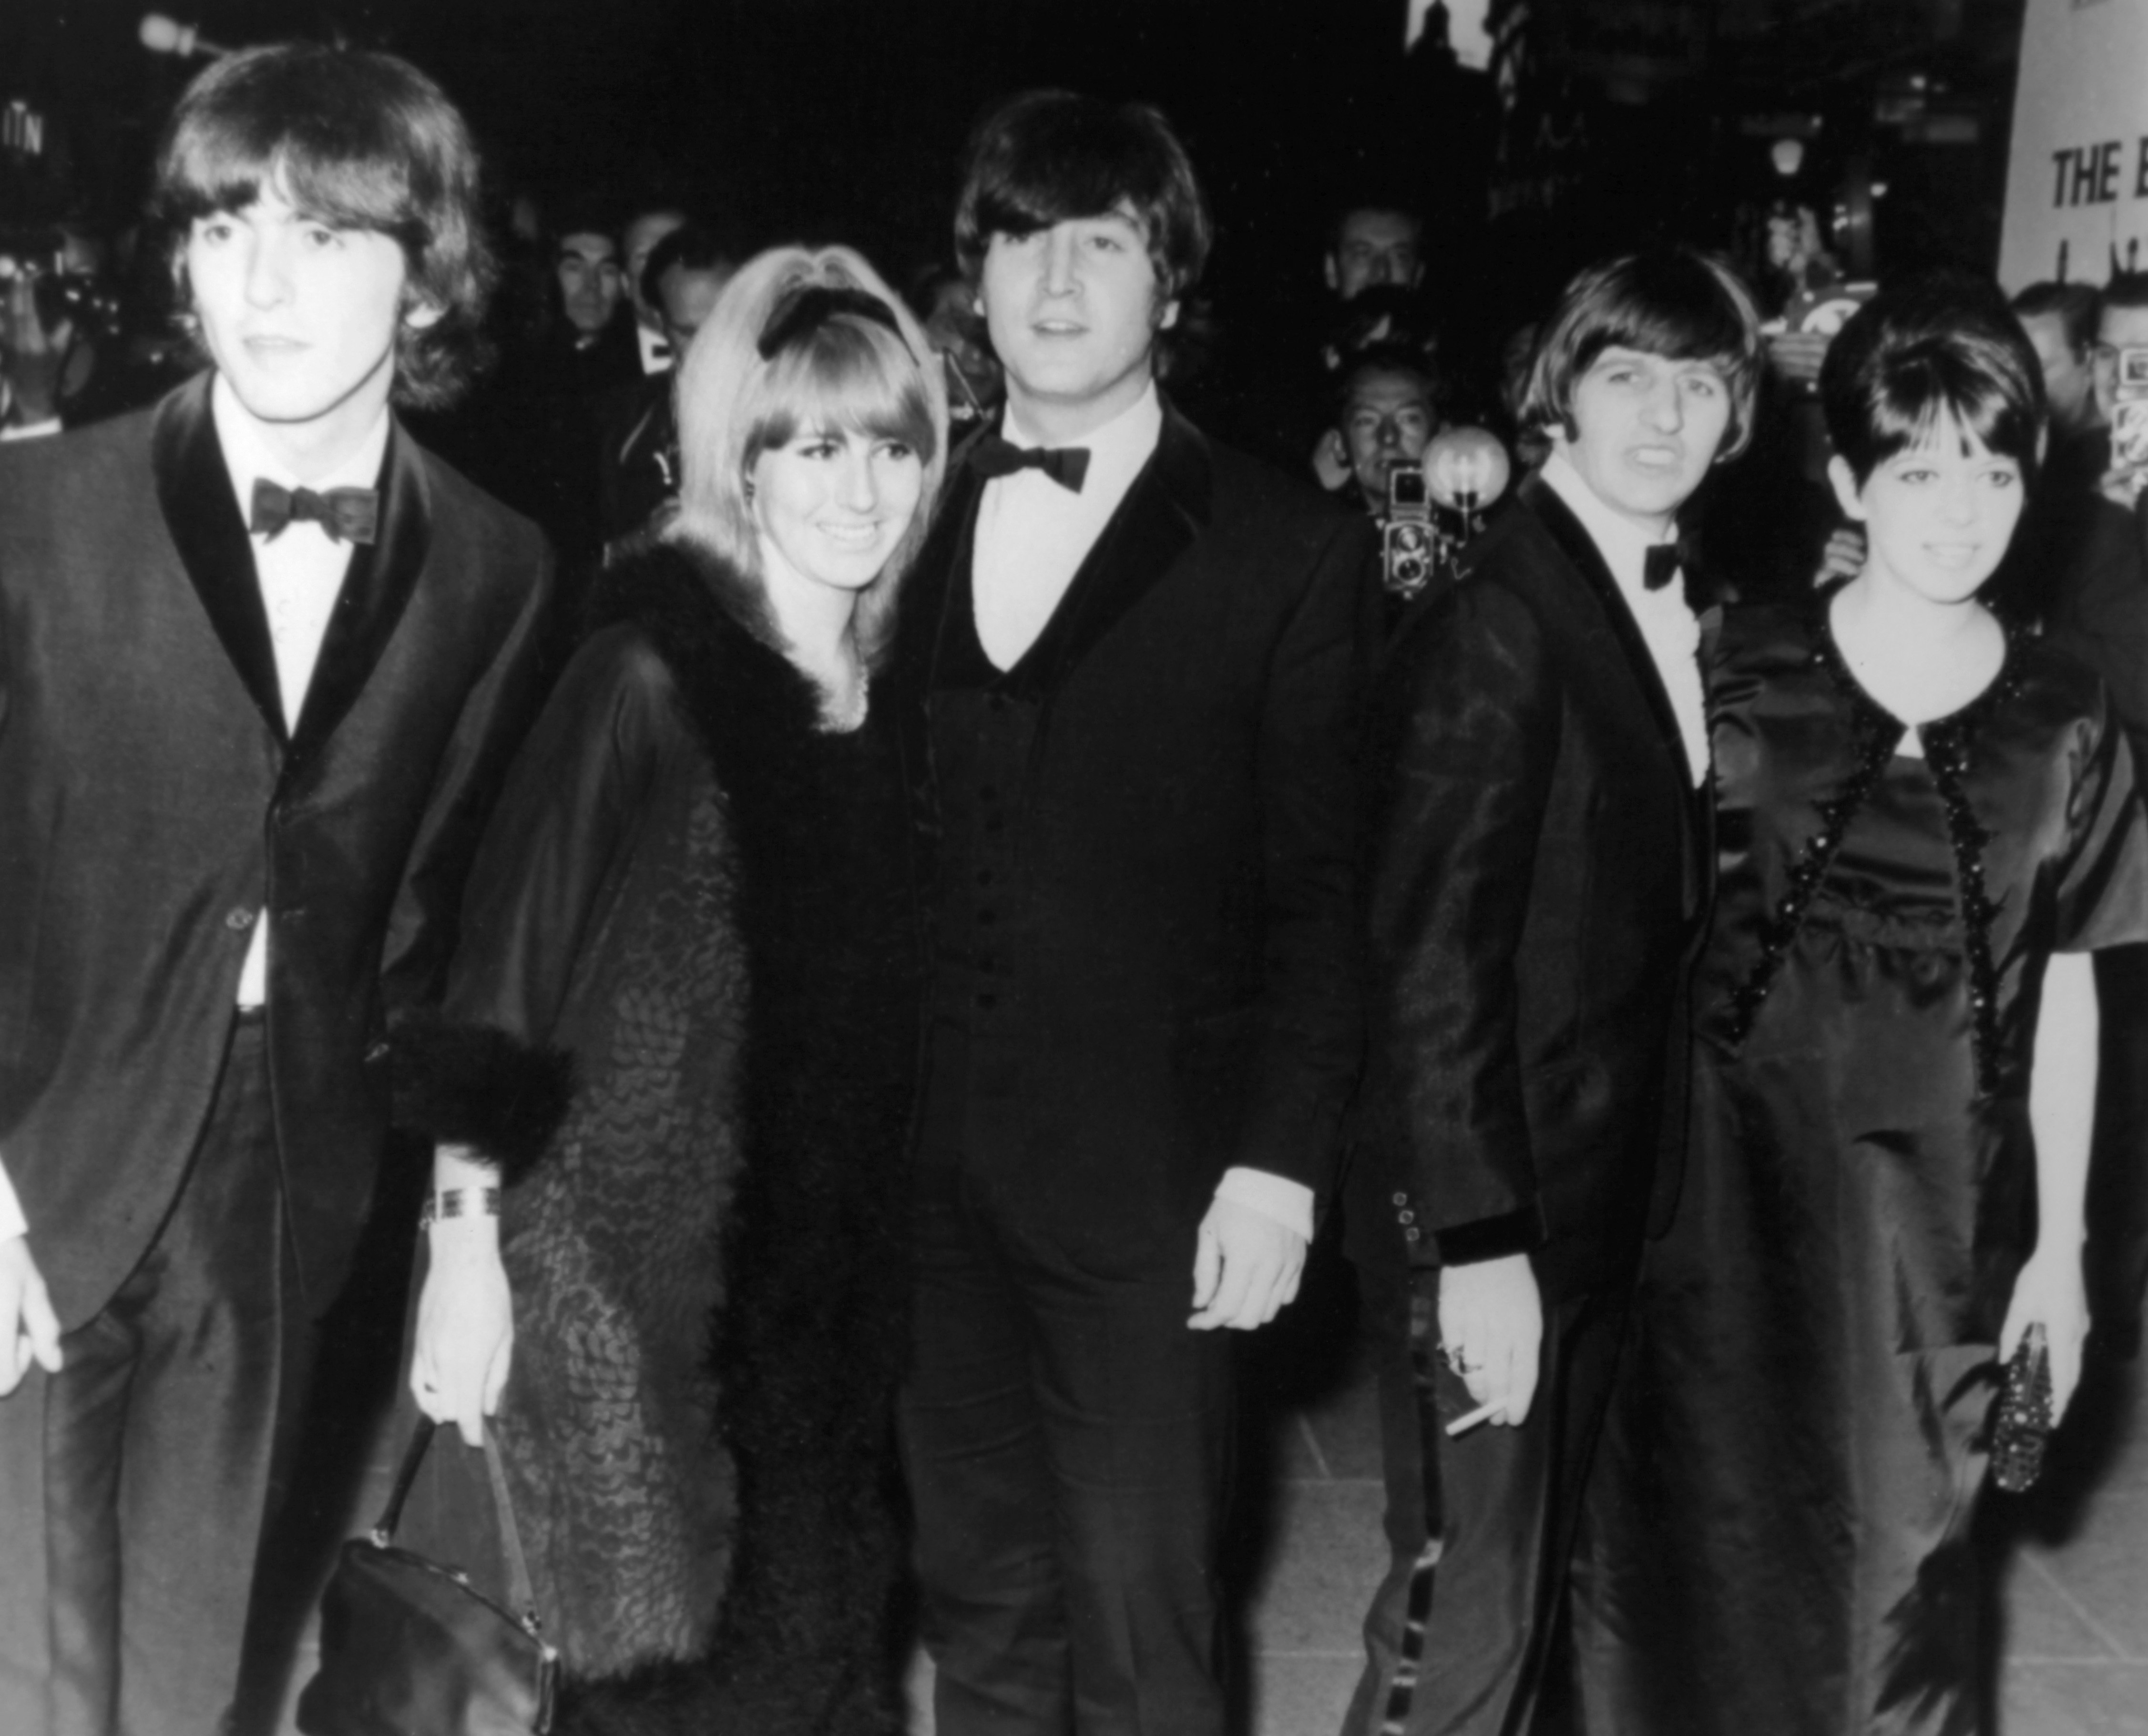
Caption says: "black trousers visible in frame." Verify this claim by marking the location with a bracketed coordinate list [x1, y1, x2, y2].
[899, 1157, 1236, 1736]
[0, 1017, 303, 1736]
[1343, 1268, 1629, 1736]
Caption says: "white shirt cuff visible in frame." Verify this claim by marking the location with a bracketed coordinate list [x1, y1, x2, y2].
[0, 1153, 27, 1243]
[1215, 1167, 1315, 1243]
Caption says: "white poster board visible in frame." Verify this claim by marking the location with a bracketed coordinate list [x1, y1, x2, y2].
[2000, 0, 2148, 289]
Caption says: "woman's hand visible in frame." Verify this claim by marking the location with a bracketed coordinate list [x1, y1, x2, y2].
[2000, 1245, 2091, 1425]
[409, 1144, 514, 1445]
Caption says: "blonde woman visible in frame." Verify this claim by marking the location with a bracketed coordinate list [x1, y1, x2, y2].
[393, 244, 946, 1733]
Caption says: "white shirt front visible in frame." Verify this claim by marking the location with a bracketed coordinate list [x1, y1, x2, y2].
[972, 381, 1164, 671]
[967, 379, 1314, 1242]
[1538, 451, 1711, 788]
[636, 322, 674, 376]
[214, 375, 390, 1004]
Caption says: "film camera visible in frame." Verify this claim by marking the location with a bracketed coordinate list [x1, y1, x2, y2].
[2111, 347, 2148, 472]
[1379, 428, 1514, 604]
[1381, 464, 1437, 599]
[0, 230, 123, 349]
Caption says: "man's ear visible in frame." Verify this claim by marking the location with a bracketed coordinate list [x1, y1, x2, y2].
[1826, 454, 1867, 522]
[1158, 297, 1181, 333]
[403, 298, 444, 333]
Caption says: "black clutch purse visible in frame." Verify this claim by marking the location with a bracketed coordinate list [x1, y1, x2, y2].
[296, 1418, 558, 1736]
[1991, 1324, 2055, 1495]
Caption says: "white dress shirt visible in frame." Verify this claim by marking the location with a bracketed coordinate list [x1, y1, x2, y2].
[215, 375, 390, 1005]
[636, 322, 674, 376]
[970, 381, 1314, 1243]
[1538, 451, 1711, 788]
[0, 381, 388, 1246]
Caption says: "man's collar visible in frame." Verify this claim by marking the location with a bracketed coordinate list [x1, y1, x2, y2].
[1002, 378, 1162, 462]
[1538, 450, 1677, 584]
[211, 373, 390, 519]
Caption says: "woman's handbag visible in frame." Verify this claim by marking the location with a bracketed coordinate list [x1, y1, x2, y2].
[1991, 1324, 2055, 1494]
[296, 1418, 559, 1736]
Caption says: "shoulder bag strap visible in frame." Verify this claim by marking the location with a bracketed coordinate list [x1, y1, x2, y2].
[368, 1417, 545, 1634]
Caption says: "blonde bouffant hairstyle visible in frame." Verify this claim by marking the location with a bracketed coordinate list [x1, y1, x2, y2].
[668, 245, 947, 668]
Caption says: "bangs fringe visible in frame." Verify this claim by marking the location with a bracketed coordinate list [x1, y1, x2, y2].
[1871, 341, 2040, 476]
[750, 320, 939, 466]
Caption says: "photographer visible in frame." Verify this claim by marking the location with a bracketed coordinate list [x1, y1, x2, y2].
[1327, 341, 1443, 517]
[0, 236, 130, 439]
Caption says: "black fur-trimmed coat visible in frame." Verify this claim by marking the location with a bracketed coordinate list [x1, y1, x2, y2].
[394, 541, 923, 1734]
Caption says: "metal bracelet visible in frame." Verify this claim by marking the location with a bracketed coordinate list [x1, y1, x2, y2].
[419, 1185, 502, 1229]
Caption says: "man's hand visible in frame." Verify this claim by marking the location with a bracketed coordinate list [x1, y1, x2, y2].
[1312, 429, 1352, 492]
[1437, 1253, 1542, 1427]
[0, 1236, 63, 1397]
[1812, 525, 1867, 587]
[410, 1226, 513, 1446]
[1188, 1195, 1307, 1330]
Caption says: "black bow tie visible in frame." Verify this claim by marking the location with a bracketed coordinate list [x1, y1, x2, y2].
[250, 479, 379, 546]
[970, 433, 1091, 493]
[1643, 538, 1689, 592]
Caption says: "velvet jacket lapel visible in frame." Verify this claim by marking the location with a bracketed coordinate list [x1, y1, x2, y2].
[286, 416, 431, 769]
[152, 373, 285, 743]
[1029, 399, 1209, 694]
[1519, 472, 1705, 915]
[150, 372, 435, 774]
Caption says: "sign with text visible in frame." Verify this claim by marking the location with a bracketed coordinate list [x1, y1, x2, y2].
[2000, 0, 2148, 287]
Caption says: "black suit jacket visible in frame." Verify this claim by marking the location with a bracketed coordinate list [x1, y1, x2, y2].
[1358, 474, 1708, 1300]
[894, 402, 1376, 1237]
[594, 371, 677, 545]
[0, 373, 553, 1327]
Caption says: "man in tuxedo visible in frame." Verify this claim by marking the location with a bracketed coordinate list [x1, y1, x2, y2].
[1344, 249, 1761, 1736]
[895, 90, 1374, 1736]
[620, 205, 689, 378]
[596, 223, 739, 550]
[0, 44, 551, 1736]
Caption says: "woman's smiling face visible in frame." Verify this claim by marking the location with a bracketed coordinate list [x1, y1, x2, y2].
[751, 426, 924, 599]
[1830, 414, 2026, 608]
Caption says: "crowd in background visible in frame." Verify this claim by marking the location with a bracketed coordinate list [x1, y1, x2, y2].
[2, 30, 2148, 1736]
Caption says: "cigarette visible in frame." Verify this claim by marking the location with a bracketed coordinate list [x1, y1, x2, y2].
[1445, 1399, 1504, 1437]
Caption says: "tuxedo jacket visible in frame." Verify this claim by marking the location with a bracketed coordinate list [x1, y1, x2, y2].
[893, 402, 1377, 1239]
[594, 371, 677, 546]
[1358, 474, 1709, 1300]
[0, 373, 553, 1328]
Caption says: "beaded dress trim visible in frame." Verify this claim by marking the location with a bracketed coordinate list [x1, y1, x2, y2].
[1718, 615, 2023, 1096]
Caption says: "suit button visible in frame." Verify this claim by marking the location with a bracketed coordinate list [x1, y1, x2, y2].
[1398, 1210, 1414, 1225]
[1405, 1227, 1422, 1243]
[225, 908, 257, 931]
[1391, 1191, 1409, 1207]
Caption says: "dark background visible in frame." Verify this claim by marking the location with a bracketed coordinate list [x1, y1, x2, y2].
[2, 0, 2034, 368]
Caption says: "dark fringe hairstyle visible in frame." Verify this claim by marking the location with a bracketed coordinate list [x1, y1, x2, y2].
[954, 89, 1212, 305]
[1821, 273, 2045, 490]
[151, 42, 495, 411]
[1519, 248, 1764, 462]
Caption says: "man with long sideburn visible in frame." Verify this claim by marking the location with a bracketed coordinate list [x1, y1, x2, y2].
[895, 90, 1374, 1736]
[1346, 250, 1762, 1735]
[0, 44, 551, 1735]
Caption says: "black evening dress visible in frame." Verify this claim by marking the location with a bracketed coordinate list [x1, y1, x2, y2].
[1584, 598, 2148, 1736]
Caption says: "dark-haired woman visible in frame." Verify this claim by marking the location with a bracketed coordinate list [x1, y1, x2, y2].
[391, 244, 944, 1734]
[1584, 278, 2148, 1735]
